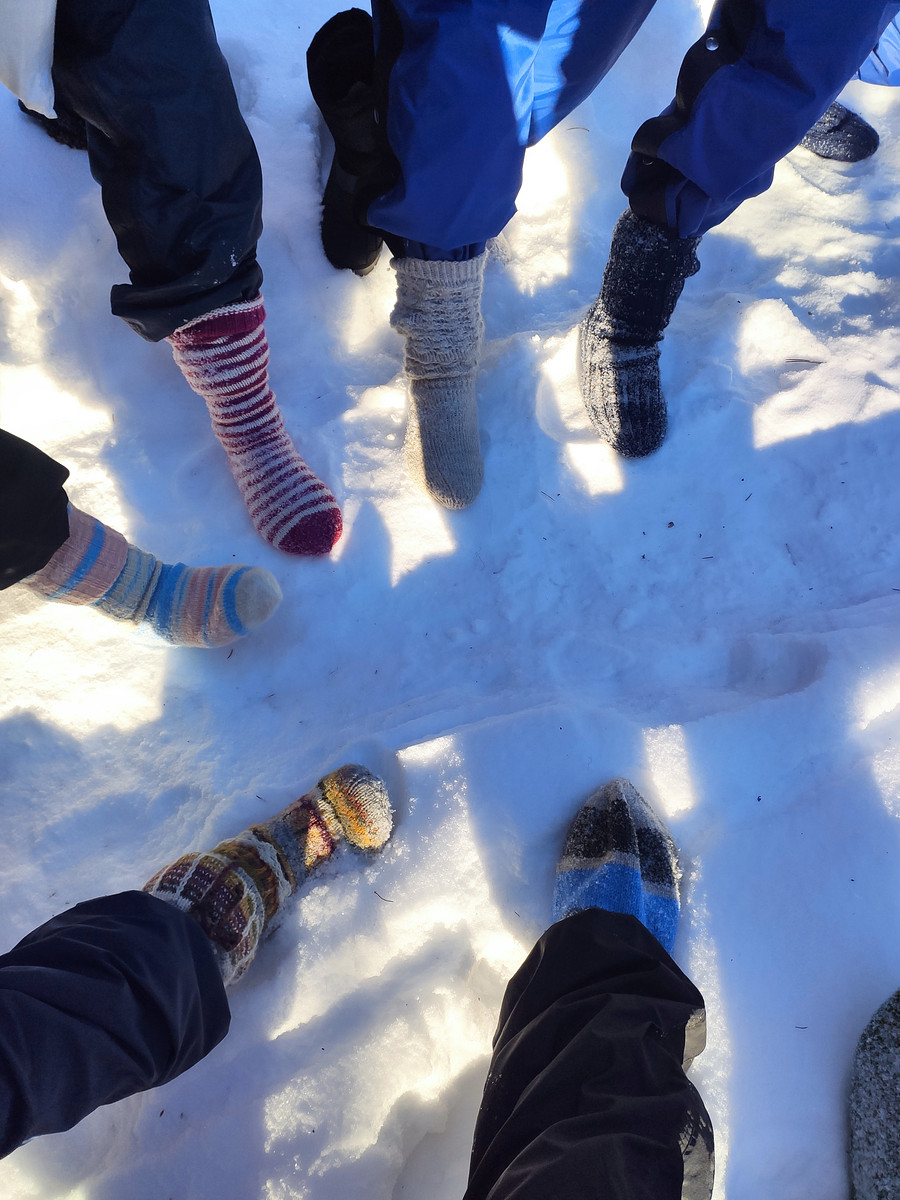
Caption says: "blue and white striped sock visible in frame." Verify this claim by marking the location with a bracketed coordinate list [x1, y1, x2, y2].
[23, 505, 281, 647]
[553, 778, 680, 954]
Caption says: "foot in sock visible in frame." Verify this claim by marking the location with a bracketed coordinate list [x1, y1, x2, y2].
[799, 101, 879, 163]
[553, 777, 680, 954]
[391, 254, 485, 509]
[143, 764, 393, 983]
[849, 989, 900, 1200]
[21, 504, 282, 647]
[169, 295, 342, 556]
[580, 210, 700, 458]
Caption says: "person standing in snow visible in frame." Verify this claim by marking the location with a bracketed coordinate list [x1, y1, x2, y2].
[459, 777, 714, 1200]
[0, 764, 393, 1157]
[0, 0, 341, 558]
[0, 429, 283, 647]
[580, 0, 899, 458]
[307, 1, 899, 504]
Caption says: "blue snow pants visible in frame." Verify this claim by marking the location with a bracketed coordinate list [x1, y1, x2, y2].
[625, 0, 900, 236]
[365, 0, 900, 252]
[0, 891, 230, 1158]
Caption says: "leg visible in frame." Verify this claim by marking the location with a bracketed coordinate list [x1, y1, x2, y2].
[0, 430, 71, 589]
[464, 909, 713, 1200]
[0, 890, 230, 1157]
[51, 0, 263, 342]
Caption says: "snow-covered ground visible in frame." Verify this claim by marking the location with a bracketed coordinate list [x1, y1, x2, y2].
[3, 2, 900, 1196]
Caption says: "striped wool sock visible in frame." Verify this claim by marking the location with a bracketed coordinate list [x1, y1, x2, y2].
[21, 504, 282, 647]
[553, 778, 680, 953]
[169, 296, 342, 556]
[143, 764, 393, 983]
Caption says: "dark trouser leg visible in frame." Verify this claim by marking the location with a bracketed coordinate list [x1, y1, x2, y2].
[623, 0, 900, 237]
[463, 909, 713, 1200]
[0, 891, 230, 1158]
[0, 430, 71, 589]
[51, 0, 264, 341]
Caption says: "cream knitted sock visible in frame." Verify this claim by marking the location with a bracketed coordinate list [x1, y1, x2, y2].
[391, 254, 485, 509]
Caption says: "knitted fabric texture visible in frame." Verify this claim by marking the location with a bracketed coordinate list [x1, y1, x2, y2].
[143, 764, 393, 984]
[21, 504, 281, 647]
[169, 295, 342, 556]
[553, 777, 681, 954]
[799, 101, 879, 163]
[580, 209, 700, 458]
[391, 254, 485, 509]
[849, 988, 900, 1199]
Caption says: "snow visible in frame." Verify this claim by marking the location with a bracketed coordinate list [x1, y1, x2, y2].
[2, 1, 900, 1196]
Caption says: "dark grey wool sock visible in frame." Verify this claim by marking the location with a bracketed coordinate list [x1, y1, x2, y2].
[849, 989, 900, 1199]
[800, 102, 879, 164]
[580, 209, 700, 458]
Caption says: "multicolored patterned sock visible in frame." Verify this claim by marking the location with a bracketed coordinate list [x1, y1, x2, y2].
[143, 764, 393, 984]
[391, 255, 485, 509]
[168, 295, 342, 556]
[21, 504, 282, 647]
[552, 778, 680, 954]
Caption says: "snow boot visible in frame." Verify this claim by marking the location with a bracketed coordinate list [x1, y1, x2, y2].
[391, 253, 485, 509]
[849, 988, 900, 1199]
[800, 102, 879, 163]
[21, 503, 282, 647]
[144, 764, 393, 983]
[553, 777, 681, 954]
[307, 8, 384, 275]
[18, 99, 88, 151]
[580, 209, 700, 458]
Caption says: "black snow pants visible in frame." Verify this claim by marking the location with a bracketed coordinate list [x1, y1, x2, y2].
[0, 430, 71, 589]
[0, 890, 230, 1158]
[463, 909, 714, 1200]
[50, 0, 264, 341]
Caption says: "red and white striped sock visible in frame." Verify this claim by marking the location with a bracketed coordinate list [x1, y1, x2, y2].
[169, 296, 342, 556]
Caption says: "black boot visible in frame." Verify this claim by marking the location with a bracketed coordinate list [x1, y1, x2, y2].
[799, 101, 879, 163]
[18, 100, 88, 151]
[580, 210, 700, 458]
[307, 9, 384, 276]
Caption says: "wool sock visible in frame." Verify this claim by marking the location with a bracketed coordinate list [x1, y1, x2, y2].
[580, 210, 700, 458]
[800, 101, 879, 163]
[169, 296, 342, 556]
[553, 777, 680, 954]
[21, 504, 282, 647]
[143, 764, 393, 983]
[849, 989, 900, 1199]
[391, 254, 485, 509]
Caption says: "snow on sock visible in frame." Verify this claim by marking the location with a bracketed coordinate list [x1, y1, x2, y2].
[143, 764, 393, 984]
[580, 210, 700, 458]
[169, 295, 342, 556]
[799, 101, 879, 163]
[390, 254, 485, 509]
[849, 989, 900, 1200]
[552, 777, 680, 954]
[21, 504, 282, 647]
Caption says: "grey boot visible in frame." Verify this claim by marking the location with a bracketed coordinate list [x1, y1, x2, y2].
[580, 210, 700, 458]
[849, 989, 900, 1199]
[800, 101, 879, 163]
[391, 254, 485, 509]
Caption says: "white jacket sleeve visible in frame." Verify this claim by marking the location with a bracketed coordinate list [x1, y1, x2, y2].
[0, 0, 57, 117]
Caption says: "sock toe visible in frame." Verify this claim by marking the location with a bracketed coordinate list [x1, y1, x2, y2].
[233, 567, 283, 629]
[318, 764, 393, 849]
[275, 503, 343, 556]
